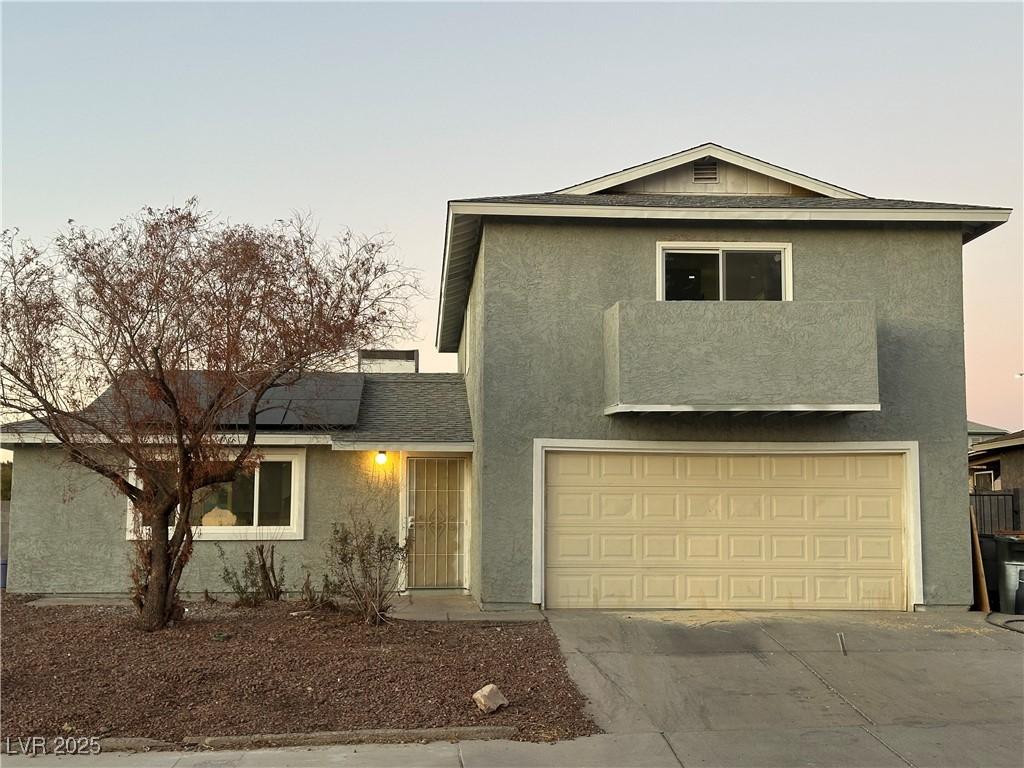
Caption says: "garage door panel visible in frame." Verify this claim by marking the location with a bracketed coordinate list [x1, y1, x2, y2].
[598, 493, 637, 521]
[545, 450, 907, 611]
[642, 494, 680, 520]
[546, 453, 904, 490]
[550, 489, 901, 528]
[547, 567, 905, 609]
[548, 529, 902, 569]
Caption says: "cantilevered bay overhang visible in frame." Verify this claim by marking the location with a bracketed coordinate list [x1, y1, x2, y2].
[434, 194, 1011, 353]
[603, 300, 880, 415]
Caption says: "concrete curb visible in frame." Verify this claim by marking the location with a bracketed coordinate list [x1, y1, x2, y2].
[181, 726, 518, 751]
[88, 727, 517, 753]
[97, 738, 179, 752]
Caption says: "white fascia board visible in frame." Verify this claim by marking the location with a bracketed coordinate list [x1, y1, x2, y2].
[1, 432, 334, 446]
[556, 144, 868, 199]
[969, 436, 1024, 455]
[434, 206, 457, 349]
[0, 432, 53, 445]
[449, 201, 1012, 225]
[604, 403, 882, 414]
[332, 440, 474, 452]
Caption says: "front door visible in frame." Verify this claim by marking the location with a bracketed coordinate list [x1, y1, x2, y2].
[407, 457, 466, 588]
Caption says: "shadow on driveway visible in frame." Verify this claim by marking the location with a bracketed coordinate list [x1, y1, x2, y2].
[547, 609, 1024, 768]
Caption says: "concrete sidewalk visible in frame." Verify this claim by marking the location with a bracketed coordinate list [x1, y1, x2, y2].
[6, 723, 1023, 768]
[3, 734, 665, 768]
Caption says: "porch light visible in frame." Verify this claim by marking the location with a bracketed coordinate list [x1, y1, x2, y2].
[375, 450, 388, 465]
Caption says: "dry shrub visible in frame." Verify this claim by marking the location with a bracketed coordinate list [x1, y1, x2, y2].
[216, 543, 285, 607]
[322, 467, 409, 624]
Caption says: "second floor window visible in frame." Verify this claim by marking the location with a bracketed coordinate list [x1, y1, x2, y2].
[660, 245, 789, 302]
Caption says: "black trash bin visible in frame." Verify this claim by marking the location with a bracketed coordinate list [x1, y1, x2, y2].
[994, 534, 1024, 614]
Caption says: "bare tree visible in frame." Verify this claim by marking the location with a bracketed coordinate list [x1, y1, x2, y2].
[0, 200, 416, 630]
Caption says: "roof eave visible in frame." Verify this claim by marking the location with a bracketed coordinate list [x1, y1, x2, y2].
[1, 431, 336, 446]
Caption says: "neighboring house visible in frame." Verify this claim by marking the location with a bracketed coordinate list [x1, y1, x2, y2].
[969, 430, 1024, 493]
[968, 420, 1008, 451]
[2, 142, 1013, 612]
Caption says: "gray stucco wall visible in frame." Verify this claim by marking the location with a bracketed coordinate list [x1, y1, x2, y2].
[470, 218, 971, 608]
[605, 299, 879, 409]
[460, 242, 486, 602]
[6, 445, 397, 595]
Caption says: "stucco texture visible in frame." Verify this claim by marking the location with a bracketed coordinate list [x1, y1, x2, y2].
[5, 446, 398, 595]
[472, 219, 971, 608]
[605, 299, 879, 408]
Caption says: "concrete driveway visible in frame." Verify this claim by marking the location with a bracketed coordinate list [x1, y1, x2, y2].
[547, 610, 1024, 768]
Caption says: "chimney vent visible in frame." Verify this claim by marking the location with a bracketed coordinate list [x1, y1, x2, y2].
[358, 349, 419, 373]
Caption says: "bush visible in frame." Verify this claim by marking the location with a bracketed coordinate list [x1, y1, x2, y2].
[299, 571, 336, 611]
[216, 543, 285, 607]
[325, 518, 409, 624]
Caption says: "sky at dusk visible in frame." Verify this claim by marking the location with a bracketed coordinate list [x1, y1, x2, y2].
[3, 2, 1022, 432]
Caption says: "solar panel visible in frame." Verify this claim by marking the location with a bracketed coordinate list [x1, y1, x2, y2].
[257, 374, 363, 427]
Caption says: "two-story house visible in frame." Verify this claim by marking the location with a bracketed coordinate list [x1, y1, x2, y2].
[3, 143, 1011, 612]
[439, 142, 1009, 612]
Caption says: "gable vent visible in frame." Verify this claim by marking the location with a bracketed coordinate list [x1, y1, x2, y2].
[692, 158, 719, 183]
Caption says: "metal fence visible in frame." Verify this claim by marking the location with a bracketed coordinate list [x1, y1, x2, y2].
[970, 491, 1020, 535]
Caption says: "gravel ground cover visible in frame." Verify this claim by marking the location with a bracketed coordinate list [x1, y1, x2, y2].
[0, 595, 596, 743]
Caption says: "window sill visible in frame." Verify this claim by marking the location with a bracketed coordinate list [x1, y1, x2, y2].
[126, 526, 304, 542]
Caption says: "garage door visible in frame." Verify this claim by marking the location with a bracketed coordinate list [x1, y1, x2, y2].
[545, 451, 906, 610]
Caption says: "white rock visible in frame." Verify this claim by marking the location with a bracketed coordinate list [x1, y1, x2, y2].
[472, 683, 509, 713]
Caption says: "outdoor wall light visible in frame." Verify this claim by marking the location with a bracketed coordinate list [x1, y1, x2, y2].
[375, 450, 388, 465]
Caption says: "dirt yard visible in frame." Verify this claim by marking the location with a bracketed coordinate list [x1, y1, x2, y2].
[0, 595, 596, 743]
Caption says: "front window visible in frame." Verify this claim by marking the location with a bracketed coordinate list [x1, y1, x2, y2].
[127, 449, 305, 540]
[660, 244, 789, 301]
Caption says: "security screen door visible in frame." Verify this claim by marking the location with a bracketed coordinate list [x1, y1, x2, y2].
[407, 457, 466, 588]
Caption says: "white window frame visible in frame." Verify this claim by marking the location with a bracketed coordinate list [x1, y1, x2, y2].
[971, 470, 996, 492]
[656, 241, 793, 302]
[125, 447, 306, 541]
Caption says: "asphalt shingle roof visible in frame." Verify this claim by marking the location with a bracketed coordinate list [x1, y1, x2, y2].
[335, 373, 473, 443]
[455, 193, 1008, 211]
[1, 373, 474, 444]
[968, 420, 1008, 435]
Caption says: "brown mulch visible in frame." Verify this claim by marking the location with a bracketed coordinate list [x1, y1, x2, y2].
[0, 594, 597, 742]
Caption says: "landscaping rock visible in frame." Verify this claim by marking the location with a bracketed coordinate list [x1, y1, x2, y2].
[473, 683, 509, 713]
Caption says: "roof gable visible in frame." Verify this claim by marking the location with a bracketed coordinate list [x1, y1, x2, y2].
[557, 142, 867, 199]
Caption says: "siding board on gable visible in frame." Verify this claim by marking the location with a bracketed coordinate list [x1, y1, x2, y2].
[608, 160, 817, 196]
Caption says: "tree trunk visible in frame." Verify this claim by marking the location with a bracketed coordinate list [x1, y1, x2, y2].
[138, 518, 171, 631]
[134, 506, 188, 631]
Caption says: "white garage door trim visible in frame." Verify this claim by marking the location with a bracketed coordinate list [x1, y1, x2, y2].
[532, 439, 923, 610]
